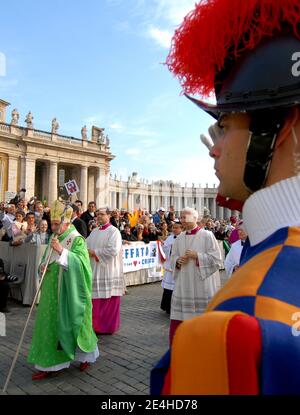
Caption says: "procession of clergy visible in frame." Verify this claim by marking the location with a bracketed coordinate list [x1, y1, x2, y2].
[28, 199, 222, 380]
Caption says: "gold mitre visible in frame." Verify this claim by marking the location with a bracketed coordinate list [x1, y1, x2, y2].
[50, 200, 73, 223]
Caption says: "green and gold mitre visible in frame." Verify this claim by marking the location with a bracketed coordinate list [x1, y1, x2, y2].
[50, 199, 73, 223]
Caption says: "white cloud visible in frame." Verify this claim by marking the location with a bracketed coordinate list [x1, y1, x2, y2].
[114, 20, 130, 32]
[140, 139, 156, 147]
[150, 155, 218, 187]
[110, 166, 130, 181]
[125, 148, 141, 156]
[153, 0, 196, 25]
[147, 25, 172, 49]
[106, 0, 196, 49]
[0, 78, 18, 88]
[84, 111, 161, 141]
[83, 115, 101, 126]
[109, 122, 124, 131]
[83, 113, 117, 129]
[128, 127, 159, 138]
[144, 0, 196, 49]
[109, 123, 159, 139]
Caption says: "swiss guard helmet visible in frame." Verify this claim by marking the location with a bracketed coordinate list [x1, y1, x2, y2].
[166, 0, 300, 202]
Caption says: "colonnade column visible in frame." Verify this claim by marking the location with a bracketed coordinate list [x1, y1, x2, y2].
[48, 161, 58, 206]
[80, 166, 88, 210]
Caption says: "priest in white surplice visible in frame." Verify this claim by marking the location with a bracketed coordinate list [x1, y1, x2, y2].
[86, 208, 125, 334]
[169, 207, 222, 344]
[224, 221, 248, 277]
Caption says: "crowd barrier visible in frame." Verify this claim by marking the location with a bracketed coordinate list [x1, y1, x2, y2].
[0, 242, 45, 306]
[0, 241, 163, 306]
[0, 238, 225, 306]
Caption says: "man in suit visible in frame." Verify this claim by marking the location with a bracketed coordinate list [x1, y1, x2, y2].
[80, 201, 96, 236]
[110, 209, 122, 230]
[71, 204, 87, 238]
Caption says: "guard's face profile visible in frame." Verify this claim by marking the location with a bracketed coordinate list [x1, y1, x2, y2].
[210, 112, 251, 202]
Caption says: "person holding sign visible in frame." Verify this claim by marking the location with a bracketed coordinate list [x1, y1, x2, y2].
[65, 180, 79, 195]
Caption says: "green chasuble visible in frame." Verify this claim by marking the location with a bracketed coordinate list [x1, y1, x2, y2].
[28, 225, 98, 368]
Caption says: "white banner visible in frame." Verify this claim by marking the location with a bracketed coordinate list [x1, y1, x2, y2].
[122, 241, 161, 274]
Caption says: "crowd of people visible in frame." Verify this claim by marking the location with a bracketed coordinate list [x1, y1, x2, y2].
[0, 191, 240, 247]
[0, 190, 245, 383]
[0, 190, 243, 315]
[2, 0, 300, 396]
[0, 192, 52, 246]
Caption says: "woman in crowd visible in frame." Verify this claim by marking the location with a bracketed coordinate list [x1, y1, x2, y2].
[25, 219, 50, 245]
[159, 222, 169, 242]
[11, 210, 27, 244]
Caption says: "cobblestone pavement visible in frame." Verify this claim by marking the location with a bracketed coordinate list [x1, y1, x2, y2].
[0, 272, 227, 395]
[0, 282, 170, 395]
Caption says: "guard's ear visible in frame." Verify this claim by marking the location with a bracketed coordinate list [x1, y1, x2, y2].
[275, 107, 300, 149]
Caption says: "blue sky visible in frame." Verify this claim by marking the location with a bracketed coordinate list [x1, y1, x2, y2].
[0, 0, 218, 187]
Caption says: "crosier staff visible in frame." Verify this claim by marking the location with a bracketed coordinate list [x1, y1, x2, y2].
[1, 203, 70, 394]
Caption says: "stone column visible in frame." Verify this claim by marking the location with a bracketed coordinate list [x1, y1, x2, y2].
[144, 194, 149, 212]
[80, 166, 88, 210]
[111, 191, 116, 208]
[162, 195, 167, 209]
[7, 156, 18, 193]
[20, 156, 26, 189]
[88, 168, 95, 203]
[23, 157, 36, 199]
[225, 208, 230, 220]
[95, 168, 100, 207]
[48, 161, 58, 206]
[127, 192, 134, 211]
[105, 169, 110, 206]
[211, 198, 217, 219]
[176, 196, 180, 213]
[150, 195, 154, 213]
[42, 163, 49, 202]
[218, 206, 224, 220]
[96, 167, 107, 208]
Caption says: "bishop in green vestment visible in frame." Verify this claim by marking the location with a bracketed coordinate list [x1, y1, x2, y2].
[28, 200, 98, 379]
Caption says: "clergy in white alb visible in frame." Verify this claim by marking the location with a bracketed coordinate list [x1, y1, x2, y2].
[160, 221, 183, 315]
[169, 207, 222, 344]
[224, 221, 248, 277]
[86, 208, 125, 334]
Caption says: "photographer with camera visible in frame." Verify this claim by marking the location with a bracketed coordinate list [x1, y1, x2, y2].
[81, 201, 97, 236]
[0, 202, 16, 241]
[10, 188, 26, 206]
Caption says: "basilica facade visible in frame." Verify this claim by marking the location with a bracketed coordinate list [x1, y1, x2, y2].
[0, 98, 231, 218]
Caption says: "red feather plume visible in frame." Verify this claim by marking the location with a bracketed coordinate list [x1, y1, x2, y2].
[166, 0, 300, 97]
[216, 193, 244, 212]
